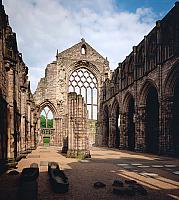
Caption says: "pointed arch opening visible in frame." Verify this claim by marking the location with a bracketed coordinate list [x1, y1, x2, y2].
[40, 106, 54, 129]
[37, 101, 57, 146]
[164, 64, 179, 157]
[115, 104, 120, 148]
[171, 76, 179, 156]
[111, 101, 120, 148]
[127, 96, 135, 151]
[145, 86, 159, 154]
[81, 44, 86, 55]
[68, 67, 98, 120]
[104, 105, 109, 146]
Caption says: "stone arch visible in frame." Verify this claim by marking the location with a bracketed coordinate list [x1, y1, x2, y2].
[67, 61, 99, 120]
[164, 62, 179, 156]
[111, 98, 120, 147]
[37, 100, 58, 118]
[140, 80, 159, 154]
[67, 60, 100, 83]
[164, 63, 179, 97]
[139, 79, 158, 105]
[36, 100, 58, 145]
[123, 91, 134, 112]
[123, 92, 135, 150]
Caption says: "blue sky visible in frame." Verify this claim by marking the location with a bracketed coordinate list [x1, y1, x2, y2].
[3, 0, 177, 92]
[115, 0, 176, 14]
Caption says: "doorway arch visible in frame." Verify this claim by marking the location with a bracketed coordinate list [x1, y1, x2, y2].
[172, 79, 179, 155]
[145, 85, 159, 154]
[103, 105, 109, 146]
[111, 100, 120, 148]
[127, 96, 135, 151]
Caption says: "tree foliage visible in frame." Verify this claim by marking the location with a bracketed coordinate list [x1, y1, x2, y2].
[48, 119, 53, 128]
[40, 115, 53, 128]
[40, 115, 46, 128]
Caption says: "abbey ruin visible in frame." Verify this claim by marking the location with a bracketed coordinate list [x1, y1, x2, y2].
[0, 1, 179, 171]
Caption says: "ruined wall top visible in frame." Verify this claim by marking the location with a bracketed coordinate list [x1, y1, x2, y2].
[33, 39, 111, 117]
[57, 38, 109, 66]
[102, 2, 179, 101]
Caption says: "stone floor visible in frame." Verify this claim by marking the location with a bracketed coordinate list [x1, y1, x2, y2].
[0, 146, 179, 200]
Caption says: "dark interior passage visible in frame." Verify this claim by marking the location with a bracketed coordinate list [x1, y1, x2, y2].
[127, 97, 135, 150]
[115, 105, 120, 148]
[104, 106, 109, 146]
[145, 86, 159, 154]
[172, 78, 179, 156]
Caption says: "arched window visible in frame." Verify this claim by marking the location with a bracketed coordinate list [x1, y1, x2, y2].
[81, 45, 86, 55]
[69, 68, 97, 120]
[40, 107, 53, 128]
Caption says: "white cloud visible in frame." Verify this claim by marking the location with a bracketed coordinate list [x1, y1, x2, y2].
[3, 0, 157, 92]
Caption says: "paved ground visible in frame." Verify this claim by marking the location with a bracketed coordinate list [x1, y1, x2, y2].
[0, 146, 179, 200]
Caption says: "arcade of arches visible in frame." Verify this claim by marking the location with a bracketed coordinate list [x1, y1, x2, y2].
[0, 2, 179, 169]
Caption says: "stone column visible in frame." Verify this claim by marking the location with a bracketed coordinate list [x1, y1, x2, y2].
[21, 89, 27, 151]
[162, 97, 174, 154]
[67, 93, 90, 158]
[30, 109, 35, 149]
[27, 101, 31, 150]
[108, 117, 114, 147]
[136, 105, 146, 152]
[109, 116, 118, 148]
[6, 62, 15, 159]
[54, 117, 62, 146]
[101, 120, 108, 146]
[119, 113, 127, 149]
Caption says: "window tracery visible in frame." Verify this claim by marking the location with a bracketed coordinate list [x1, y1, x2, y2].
[69, 68, 97, 119]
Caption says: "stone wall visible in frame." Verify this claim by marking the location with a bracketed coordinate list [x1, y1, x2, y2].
[0, 2, 37, 169]
[33, 39, 111, 153]
[67, 92, 90, 158]
[98, 2, 179, 157]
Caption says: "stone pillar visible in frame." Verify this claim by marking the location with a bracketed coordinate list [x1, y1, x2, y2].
[6, 63, 15, 159]
[108, 117, 114, 147]
[96, 120, 103, 146]
[27, 101, 31, 150]
[67, 93, 90, 158]
[162, 97, 174, 154]
[119, 113, 127, 149]
[136, 105, 146, 152]
[37, 116, 41, 145]
[20, 89, 26, 151]
[53, 117, 62, 146]
[30, 109, 35, 149]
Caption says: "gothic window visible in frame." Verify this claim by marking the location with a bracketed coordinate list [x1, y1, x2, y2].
[40, 107, 53, 128]
[69, 68, 97, 120]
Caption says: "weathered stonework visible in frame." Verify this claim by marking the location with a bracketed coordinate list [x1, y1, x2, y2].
[67, 92, 90, 158]
[0, 2, 37, 170]
[98, 2, 179, 157]
[1, 0, 179, 164]
[33, 39, 110, 155]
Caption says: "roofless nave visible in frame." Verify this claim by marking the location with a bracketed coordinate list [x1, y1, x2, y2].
[0, 1, 179, 171]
